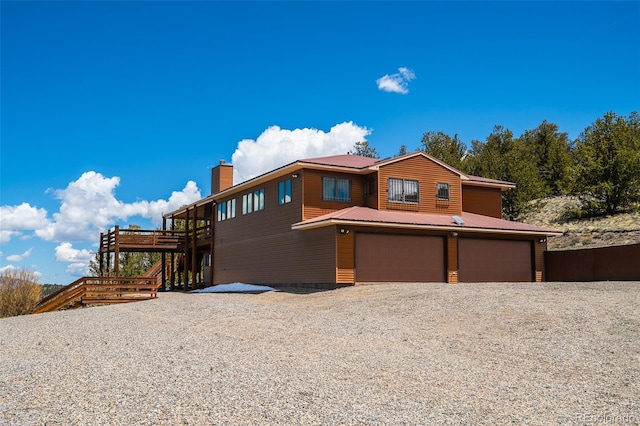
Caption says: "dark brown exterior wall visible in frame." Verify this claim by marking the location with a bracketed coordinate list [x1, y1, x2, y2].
[377, 156, 462, 215]
[213, 174, 337, 285]
[545, 244, 640, 281]
[302, 169, 366, 220]
[462, 185, 503, 218]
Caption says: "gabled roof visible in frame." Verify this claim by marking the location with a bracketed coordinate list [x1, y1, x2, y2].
[291, 206, 562, 236]
[300, 152, 513, 185]
[164, 152, 514, 218]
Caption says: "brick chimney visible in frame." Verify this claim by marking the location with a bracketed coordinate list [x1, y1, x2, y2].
[211, 160, 234, 195]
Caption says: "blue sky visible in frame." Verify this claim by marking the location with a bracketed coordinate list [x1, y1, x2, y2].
[1, 1, 639, 284]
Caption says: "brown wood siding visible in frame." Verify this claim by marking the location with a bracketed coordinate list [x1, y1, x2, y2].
[213, 176, 336, 285]
[545, 243, 640, 282]
[355, 233, 446, 282]
[302, 169, 365, 220]
[336, 230, 354, 283]
[462, 185, 503, 218]
[447, 236, 458, 283]
[534, 239, 547, 282]
[458, 238, 533, 282]
[364, 173, 379, 209]
[378, 156, 462, 215]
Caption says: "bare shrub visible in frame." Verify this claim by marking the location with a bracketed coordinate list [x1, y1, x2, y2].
[0, 268, 42, 318]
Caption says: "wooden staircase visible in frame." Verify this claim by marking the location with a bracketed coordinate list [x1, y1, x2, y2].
[32, 275, 162, 314]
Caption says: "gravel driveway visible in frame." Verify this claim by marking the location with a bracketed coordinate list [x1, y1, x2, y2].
[1, 282, 639, 425]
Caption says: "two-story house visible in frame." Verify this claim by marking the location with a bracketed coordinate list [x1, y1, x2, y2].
[164, 152, 561, 288]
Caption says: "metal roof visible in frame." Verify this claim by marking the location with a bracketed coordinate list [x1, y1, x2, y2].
[292, 206, 562, 236]
[164, 152, 516, 218]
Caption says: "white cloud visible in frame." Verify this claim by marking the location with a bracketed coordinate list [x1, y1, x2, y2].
[0, 230, 20, 244]
[6, 248, 32, 262]
[376, 67, 416, 94]
[0, 203, 52, 242]
[0, 172, 204, 244]
[0, 172, 202, 277]
[0, 263, 41, 279]
[55, 243, 93, 277]
[54, 242, 93, 263]
[0, 264, 19, 274]
[231, 122, 371, 183]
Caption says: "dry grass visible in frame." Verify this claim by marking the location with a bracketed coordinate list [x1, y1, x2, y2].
[0, 268, 42, 318]
[520, 196, 640, 250]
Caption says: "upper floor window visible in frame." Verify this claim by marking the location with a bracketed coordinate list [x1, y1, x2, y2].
[217, 198, 236, 222]
[242, 188, 265, 214]
[388, 178, 419, 204]
[437, 182, 450, 201]
[364, 177, 376, 197]
[278, 179, 292, 205]
[323, 177, 350, 202]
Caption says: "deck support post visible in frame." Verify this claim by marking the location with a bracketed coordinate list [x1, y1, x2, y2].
[209, 206, 215, 286]
[114, 225, 120, 277]
[191, 208, 197, 289]
[183, 209, 190, 291]
[161, 217, 167, 291]
[99, 232, 104, 275]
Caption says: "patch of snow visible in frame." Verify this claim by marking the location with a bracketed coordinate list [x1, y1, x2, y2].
[191, 283, 275, 293]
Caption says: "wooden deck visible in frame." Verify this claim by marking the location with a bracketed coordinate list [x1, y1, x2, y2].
[98, 225, 214, 253]
[99, 226, 186, 253]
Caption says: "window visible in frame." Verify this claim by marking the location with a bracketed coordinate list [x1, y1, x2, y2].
[227, 199, 236, 218]
[364, 177, 376, 197]
[388, 178, 419, 204]
[217, 199, 236, 222]
[243, 193, 252, 214]
[278, 179, 292, 205]
[437, 182, 450, 201]
[242, 188, 264, 214]
[323, 177, 350, 202]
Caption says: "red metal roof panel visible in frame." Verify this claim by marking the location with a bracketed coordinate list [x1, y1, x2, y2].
[293, 206, 561, 235]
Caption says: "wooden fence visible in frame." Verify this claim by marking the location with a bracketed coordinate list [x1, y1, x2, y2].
[545, 243, 640, 281]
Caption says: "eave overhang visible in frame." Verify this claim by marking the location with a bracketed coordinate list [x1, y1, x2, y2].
[291, 207, 563, 237]
[291, 218, 563, 237]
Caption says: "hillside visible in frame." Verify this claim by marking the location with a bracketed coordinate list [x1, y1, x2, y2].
[519, 196, 640, 250]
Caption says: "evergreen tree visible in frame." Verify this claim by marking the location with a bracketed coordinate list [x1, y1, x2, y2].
[420, 131, 466, 170]
[572, 111, 640, 215]
[467, 126, 545, 219]
[518, 120, 572, 195]
[351, 141, 380, 159]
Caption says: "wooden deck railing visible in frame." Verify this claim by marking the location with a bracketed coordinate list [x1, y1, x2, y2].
[32, 277, 161, 314]
[99, 227, 187, 253]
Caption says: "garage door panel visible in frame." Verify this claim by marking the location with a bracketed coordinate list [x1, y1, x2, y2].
[459, 238, 532, 282]
[356, 233, 445, 282]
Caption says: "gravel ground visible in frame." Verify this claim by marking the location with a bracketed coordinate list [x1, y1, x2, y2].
[1, 282, 639, 425]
